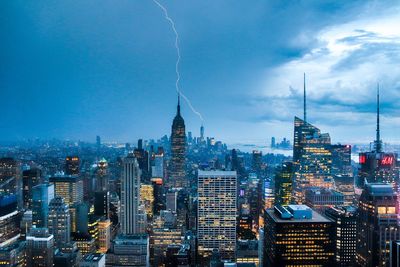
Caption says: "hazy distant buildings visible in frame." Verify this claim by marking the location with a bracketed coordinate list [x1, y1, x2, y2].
[169, 96, 187, 188]
[197, 170, 237, 263]
[264, 205, 335, 266]
[357, 183, 400, 267]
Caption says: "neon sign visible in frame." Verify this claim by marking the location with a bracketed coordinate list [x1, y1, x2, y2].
[381, 156, 394, 165]
[359, 154, 366, 164]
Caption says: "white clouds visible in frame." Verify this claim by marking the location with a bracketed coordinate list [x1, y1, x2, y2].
[251, 6, 400, 143]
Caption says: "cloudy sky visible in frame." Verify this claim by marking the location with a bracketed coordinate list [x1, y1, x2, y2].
[1, 0, 400, 145]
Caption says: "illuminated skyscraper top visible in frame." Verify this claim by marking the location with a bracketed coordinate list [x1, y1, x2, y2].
[169, 95, 186, 188]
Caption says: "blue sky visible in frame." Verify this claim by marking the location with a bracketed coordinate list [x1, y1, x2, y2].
[1, 1, 400, 145]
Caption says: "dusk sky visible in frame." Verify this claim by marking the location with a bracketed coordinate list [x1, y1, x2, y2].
[1, 1, 400, 145]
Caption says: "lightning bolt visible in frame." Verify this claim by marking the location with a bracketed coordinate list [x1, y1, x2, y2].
[152, 0, 204, 122]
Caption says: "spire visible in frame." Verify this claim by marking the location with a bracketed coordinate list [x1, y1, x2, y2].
[177, 92, 181, 116]
[375, 83, 382, 152]
[303, 73, 307, 122]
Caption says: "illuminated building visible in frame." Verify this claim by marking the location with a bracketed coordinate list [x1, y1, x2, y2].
[48, 197, 71, 248]
[22, 167, 42, 209]
[0, 158, 22, 209]
[121, 154, 142, 235]
[72, 232, 96, 256]
[151, 178, 164, 215]
[169, 95, 187, 189]
[88, 215, 100, 244]
[358, 88, 399, 189]
[95, 158, 108, 192]
[0, 241, 26, 266]
[65, 156, 80, 175]
[97, 218, 111, 253]
[26, 228, 54, 267]
[106, 234, 149, 267]
[140, 184, 154, 217]
[32, 183, 54, 228]
[49, 174, 83, 206]
[263, 178, 274, 210]
[293, 117, 333, 203]
[325, 206, 357, 266]
[0, 195, 21, 247]
[356, 183, 400, 267]
[150, 228, 182, 266]
[274, 162, 293, 205]
[247, 173, 262, 229]
[197, 170, 237, 262]
[80, 253, 105, 267]
[304, 187, 344, 213]
[264, 205, 335, 266]
[236, 240, 259, 266]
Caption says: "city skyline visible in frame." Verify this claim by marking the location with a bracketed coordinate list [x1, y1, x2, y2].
[2, 1, 400, 145]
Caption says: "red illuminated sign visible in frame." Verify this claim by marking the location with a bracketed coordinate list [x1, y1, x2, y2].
[381, 156, 394, 165]
[359, 154, 366, 164]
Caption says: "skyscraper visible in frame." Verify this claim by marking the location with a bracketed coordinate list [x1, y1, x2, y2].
[22, 167, 42, 209]
[0, 158, 22, 209]
[169, 96, 186, 189]
[0, 194, 21, 247]
[32, 183, 55, 228]
[357, 183, 400, 267]
[121, 154, 142, 235]
[292, 117, 333, 203]
[264, 205, 335, 266]
[65, 156, 80, 176]
[325, 206, 357, 267]
[197, 170, 237, 263]
[48, 196, 71, 249]
[274, 162, 293, 205]
[49, 174, 83, 206]
[358, 88, 399, 189]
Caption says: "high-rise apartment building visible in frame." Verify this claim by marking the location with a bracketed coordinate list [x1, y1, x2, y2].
[197, 170, 237, 262]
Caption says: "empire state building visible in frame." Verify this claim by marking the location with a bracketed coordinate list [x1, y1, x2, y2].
[169, 95, 187, 188]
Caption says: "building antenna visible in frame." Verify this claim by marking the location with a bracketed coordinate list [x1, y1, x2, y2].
[375, 83, 382, 152]
[304, 73, 307, 122]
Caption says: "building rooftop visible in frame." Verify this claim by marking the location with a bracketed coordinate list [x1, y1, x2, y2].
[365, 183, 395, 196]
[81, 253, 104, 262]
[268, 205, 331, 223]
[198, 170, 237, 177]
